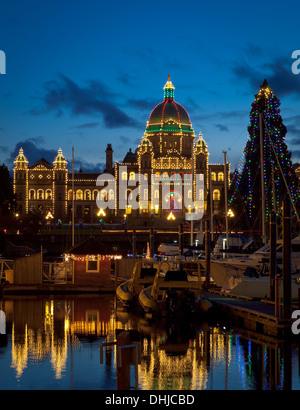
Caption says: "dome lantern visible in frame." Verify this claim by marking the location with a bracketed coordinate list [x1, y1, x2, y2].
[163, 74, 175, 100]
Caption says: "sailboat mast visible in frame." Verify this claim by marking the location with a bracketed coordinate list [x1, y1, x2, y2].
[72, 147, 75, 247]
[223, 151, 229, 249]
[259, 112, 267, 244]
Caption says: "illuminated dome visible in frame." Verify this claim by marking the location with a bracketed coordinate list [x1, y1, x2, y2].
[53, 148, 68, 169]
[145, 76, 193, 133]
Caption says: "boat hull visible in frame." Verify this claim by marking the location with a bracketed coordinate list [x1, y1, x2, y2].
[138, 285, 212, 316]
[229, 275, 300, 300]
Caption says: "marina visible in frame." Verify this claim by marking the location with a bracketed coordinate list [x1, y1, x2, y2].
[0, 293, 300, 391]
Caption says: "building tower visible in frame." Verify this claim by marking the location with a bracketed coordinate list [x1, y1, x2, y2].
[13, 148, 29, 215]
[105, 144, 113, 174]
[53, 148, 68, 219]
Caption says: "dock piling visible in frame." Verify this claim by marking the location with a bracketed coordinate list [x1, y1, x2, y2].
[205, 220, 210, 289]
[269, 211, 277, 301]
[283, 199, 291, 320]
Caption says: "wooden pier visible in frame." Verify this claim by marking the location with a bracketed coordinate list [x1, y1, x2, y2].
[205, 290, 295, 340]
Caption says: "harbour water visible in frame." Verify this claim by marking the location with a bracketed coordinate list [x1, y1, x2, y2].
[0, 294, 300, 390]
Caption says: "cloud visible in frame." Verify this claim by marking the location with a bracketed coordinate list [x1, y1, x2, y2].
[216, 124, 229, 132]
[71, 122, 99, 129]
[7, 139, 105, 173]
[119, 135, 131, 145]
[232, 56, 300, 98]
[29, 74, 140, 129]
[128, 99, 157, 111]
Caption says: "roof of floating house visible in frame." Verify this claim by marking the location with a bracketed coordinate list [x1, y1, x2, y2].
[65, 236, 123, 256]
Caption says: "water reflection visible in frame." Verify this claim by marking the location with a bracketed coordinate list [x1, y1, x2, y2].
[0, 295, 299, 390]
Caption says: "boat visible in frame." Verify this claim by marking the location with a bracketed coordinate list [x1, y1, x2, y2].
[138, 268, 212, 316]
[157, 243, 188, 256]
[116, 260, 169, 308]
[228, 270, 300, 300]
[212, 233, 255, 256]
[207, 235, 300, 290]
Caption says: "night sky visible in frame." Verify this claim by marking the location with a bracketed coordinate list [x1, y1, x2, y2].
[0, 0, 300, 173]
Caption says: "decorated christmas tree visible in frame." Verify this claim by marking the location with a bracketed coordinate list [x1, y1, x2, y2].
[229, 79, 299, 235]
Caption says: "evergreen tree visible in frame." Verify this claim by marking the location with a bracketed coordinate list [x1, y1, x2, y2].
[229, 80, 299, 234]
[0, 163, 13, 214]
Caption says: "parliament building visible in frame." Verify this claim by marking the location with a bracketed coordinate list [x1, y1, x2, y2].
[13, 77, 229, 226]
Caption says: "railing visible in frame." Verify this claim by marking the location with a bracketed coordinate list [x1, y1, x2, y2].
[42, 261, 73, 283]
[0, 259, 14, 281]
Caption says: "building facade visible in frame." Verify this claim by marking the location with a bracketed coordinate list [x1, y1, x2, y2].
[14, 77, 229, 226]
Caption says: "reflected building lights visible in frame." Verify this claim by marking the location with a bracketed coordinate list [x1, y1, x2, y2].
[4, 297, 296, 390]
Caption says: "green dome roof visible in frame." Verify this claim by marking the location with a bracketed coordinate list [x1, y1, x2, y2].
[145, 76, 194, 133]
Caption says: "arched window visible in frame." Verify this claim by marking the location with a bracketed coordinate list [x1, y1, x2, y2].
[76, 190, 83, 200]
[213, 189, 220, 201]
[37, 189, 44, 200]
[45, 189, 52, 200]
[93, 190, 98, 201]
[84, 190, 91, 200]
[29, 189, 35, 200]
[186, 172, 192, 180]
[218, 172, 224, 181]
[129, 172, 135, 180]
[154, 190, 159, 199]
[68, 190, 73, 201]
[155, 172, 160, 180]
[162, 172, 169, 180]
[101, 190, 108, 201]
[122, 171, 127, 181]
[211, 172, 216, 181]
[109, 189, 114, 200]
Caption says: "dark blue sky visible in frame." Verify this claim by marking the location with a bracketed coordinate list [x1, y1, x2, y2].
[0, 0, 300, 172]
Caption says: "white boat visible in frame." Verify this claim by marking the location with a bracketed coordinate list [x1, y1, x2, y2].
[228, 271, 300, 300]
[212, 234, 255, 256]
[138, 268, 212, 316]
[207, 236, 300, 290]
[157, 243, 188, 256]
[116, 260, 170, 308]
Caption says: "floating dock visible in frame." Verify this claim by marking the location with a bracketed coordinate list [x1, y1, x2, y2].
[205, 290, 296, 340]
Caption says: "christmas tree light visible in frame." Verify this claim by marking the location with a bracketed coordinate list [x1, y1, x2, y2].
[229, 79, 299, 233]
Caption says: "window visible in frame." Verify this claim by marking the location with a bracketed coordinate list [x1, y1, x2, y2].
[84, 190, 91, 200]
[198, 189, 204, 200]
[29, 189, 35, 200]
[45, 189, 52, 200]
[101, 190, 108, 201]
[93, 190, 98, 201]
[86, 258, 99, 272]
[68, 190, 73, 200]
[188, 190, 192, 199]
[37, 189, 44, 200]
[154, 190, 159, 199]
[211, 172, 216, 181]
[109, 189, 114, 200]
[76, 190, 83, 200]
[143, 189, 148, 201]
[155, 172, 160, 180]
[213, 189, 220, 201]
[122, 171, 127, 181]
[129, 172, 135, 180]
[218, 172, 224, 181]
